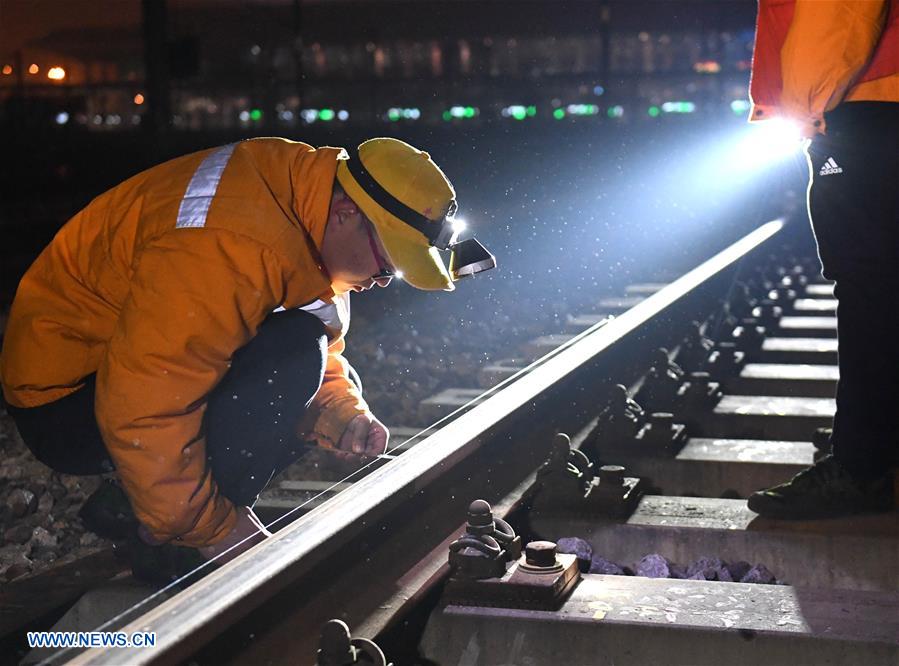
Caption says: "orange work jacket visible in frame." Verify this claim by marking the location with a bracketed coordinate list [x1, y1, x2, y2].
[0, 138, 368, 546]
[749, 0, 899, 133]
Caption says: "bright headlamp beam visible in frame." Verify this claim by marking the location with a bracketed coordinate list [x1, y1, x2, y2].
[734, 118, 803, 169]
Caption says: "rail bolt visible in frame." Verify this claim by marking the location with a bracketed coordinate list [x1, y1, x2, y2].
[649, 412, 675, 433]
[466, 499, 495, 536]
[525, 540, 559, 569]
[598, 465, 626, 487]
[688, 371, 711, 387]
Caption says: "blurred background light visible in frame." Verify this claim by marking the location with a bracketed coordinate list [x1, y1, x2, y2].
[730, 99, 751, 115]
[661, 101, 695, 114]
[388, 107, 421, 121]
[693, 60, 721, 74]
[47, 66, 66, 81]
[54, 112, 69, 125]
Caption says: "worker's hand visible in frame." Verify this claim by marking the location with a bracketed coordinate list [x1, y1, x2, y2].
[335, 413, 389, 461]
[196, 506, 271, 565]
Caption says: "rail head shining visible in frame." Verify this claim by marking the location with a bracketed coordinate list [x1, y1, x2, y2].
[67, 219, 783, 665]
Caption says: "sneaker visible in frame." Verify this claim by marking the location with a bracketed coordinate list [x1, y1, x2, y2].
[748, 455, 893, 519]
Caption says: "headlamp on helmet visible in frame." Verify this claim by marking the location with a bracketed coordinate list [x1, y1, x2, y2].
[344, 151, 496, 281]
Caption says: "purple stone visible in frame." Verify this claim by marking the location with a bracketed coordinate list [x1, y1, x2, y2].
[740, 564, 777, 585]
[589, 555, 625, 575]
[686, 556, 730, 581]
[635, 553, 672, 578]
[556, 537, 593, 570]
[726, 560, 752, 581]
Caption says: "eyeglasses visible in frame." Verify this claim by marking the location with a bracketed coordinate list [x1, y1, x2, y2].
[362, 220, 395, 281]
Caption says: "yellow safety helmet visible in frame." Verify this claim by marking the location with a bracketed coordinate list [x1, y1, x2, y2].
[336, 137, 495, 291]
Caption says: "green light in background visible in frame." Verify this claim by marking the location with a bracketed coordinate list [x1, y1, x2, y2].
[249, 108, 262, 121]
[526, 105, 536, 117]
[553, 108, 565, 120]
[730, 99, 751, 115]
[512, 107, 526, 120]
[607, 105, 624, 118]
[319, 108, 335, 121]
[388, 108, 401, 121]
[464, 106, 476, 118]
[661, 101, 696, 114]
[442, 110, 452, 121]
[648, 106, 660, 117]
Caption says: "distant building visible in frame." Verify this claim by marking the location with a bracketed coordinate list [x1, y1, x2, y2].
[0, 0, 757, 130]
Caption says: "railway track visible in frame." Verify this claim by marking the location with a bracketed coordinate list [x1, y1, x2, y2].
[22, 218, 899, 665]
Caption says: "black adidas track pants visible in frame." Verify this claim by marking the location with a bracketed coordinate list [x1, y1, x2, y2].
[805, 101, 899, 479]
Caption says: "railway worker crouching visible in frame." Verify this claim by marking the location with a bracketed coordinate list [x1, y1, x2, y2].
[746, 0, 899, 519]
[0, 137, 494, 578]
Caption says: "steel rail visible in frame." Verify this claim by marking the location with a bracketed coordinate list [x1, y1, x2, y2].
[66, 219, 784, 665]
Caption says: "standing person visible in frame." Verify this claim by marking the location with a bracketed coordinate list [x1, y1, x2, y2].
[747, 0, 899, 518]
[0, 137, 494, 569]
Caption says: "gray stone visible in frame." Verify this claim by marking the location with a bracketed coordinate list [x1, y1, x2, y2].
[4, 524, 33, 545]
[0, 545, 34, 582]
[589, 555, 625, 575]
[30, 527, 58, 549]
[31, 547, 58, 564]
[8, 488, 37, 517]
[2, 562, 31, 581]
[79, 532, 100, 547]
[635, 553, 672, 578]
[741, 564, 777, 585]
[37, 491, 54, 514]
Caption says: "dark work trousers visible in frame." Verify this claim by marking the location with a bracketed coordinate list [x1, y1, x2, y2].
[804, 101, 899, 480]
[8, 309, 329, 506]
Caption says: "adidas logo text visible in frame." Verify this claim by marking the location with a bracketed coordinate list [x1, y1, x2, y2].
[819, 157, 843, 176]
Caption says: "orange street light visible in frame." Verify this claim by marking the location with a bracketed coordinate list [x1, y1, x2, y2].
[47, 66, 66, 81]
[28, 63, 39, 75]
[133, 93, 145, 105]
[1, 65, 12, 75]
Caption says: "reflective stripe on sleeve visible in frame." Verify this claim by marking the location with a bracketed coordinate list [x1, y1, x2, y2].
[175, 143, 237, 229]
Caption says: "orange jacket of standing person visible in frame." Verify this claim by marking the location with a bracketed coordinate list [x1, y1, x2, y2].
[749, 0, 899, 134]
[0, 138, 369, 546]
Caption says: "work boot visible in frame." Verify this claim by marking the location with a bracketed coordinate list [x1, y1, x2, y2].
[81, 479, 214, 586]
[811, 427, 832, 461]
[748, 455, 893, 519]
[79, 478, 139, 540]
[124, 537, 214, 587]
